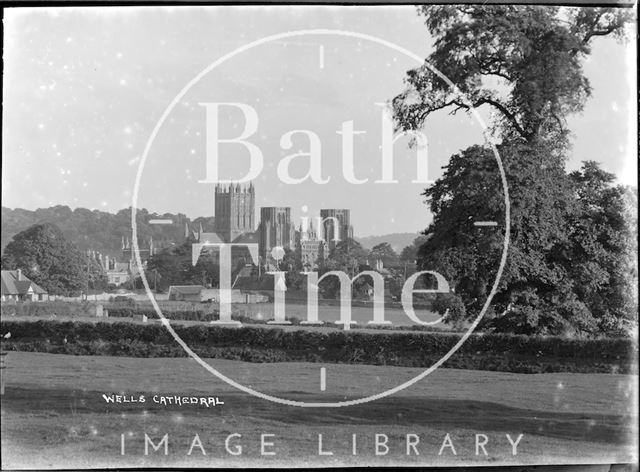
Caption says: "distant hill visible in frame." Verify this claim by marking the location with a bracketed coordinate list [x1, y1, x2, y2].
[356, 232, 422, 253]
[1, 206, 214, 259]
[2, 206, 423, 261]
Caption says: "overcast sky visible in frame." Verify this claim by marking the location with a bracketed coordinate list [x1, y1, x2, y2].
[2, 6, 636, 236]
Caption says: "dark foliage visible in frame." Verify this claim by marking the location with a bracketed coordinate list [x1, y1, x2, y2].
[392, 6, 635, 336]
[1, 320, 636, 374]
[1, 223, 89, 296]
[1, 206, 213, 259]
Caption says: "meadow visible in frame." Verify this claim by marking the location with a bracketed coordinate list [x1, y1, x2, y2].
[1, 302, 637, 468]
[0, 352, 637, 469]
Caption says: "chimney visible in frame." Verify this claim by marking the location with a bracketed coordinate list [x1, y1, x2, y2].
[17, 269, 22, 281]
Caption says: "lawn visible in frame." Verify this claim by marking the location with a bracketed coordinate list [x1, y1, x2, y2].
[0, 352, 637, 469]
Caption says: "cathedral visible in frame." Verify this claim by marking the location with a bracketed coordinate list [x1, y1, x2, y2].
[188, 182, 352, 270]
[191, 183, 260, 248]
[214, 182, 256, 243]
[258, 206, 295, 260]
[189, 183, 260, 270]
[88, 182, 354, 288]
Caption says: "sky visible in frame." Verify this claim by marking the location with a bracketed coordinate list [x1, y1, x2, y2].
[2, 6, 637, 237]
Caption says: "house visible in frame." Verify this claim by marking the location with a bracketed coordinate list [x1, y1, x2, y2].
[86, 250, 132, 287]
[106, 262, 131, 286]
[1, 269, 48, 302]
[167, 285, 206, 302]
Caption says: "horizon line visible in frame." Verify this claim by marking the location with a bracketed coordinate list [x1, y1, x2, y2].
[1, 204, 425, 240]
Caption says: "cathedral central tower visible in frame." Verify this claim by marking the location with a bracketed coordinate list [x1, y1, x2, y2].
[214, 182, 255, 243]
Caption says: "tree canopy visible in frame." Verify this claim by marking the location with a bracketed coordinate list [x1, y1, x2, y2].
[317, 238, 371, 299]
[400, 235, 430, 263]
[1, 205, 214, 260]
[1, 222, 89, 296]
[565, 162, 637, 332]
[393, 6, 631, 146]
[393, 6, 635, 336]
[369, 242, 400, 268]
[146, 239, 220, 292]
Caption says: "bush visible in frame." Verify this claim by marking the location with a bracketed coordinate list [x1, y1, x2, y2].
[432, 293, 466, 328]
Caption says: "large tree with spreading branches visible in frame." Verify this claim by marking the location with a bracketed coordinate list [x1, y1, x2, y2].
[393, 6, 634, 336]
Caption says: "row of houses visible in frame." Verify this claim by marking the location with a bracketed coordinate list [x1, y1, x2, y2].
[2, 266, 395, 304]
[1, 269, 269, 304]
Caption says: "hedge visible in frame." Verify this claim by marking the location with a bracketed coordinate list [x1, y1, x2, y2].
[0, 301, 96, 318]
[105, 307, 213, 321]
[1, 302, 258, 323]
[1, 320, 636, 374]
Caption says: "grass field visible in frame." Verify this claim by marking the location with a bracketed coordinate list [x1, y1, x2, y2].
[233, 301, 446, 327]
[0, 351, 637, 469]
[2, 295, 450, 324]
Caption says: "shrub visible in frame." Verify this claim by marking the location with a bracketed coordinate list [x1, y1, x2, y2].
[432, 293, 466, 328]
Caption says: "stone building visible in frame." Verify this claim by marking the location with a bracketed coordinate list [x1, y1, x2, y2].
[214, 182, 256, 243]
[258, 207, 295, 260]
[296, 219, 326, 270]
[319, 208, 354, 252]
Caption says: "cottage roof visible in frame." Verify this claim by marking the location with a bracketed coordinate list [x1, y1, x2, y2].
[168, 285, 205, 295]
[1, 270, 48, 296]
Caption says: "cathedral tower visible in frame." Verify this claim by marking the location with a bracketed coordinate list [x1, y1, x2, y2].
[259, 206, 294, 259]
[214, 182, 255, 243]
[319, 209, 354, 252]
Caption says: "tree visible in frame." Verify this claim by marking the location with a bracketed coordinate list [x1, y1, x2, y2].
[1, 223, 88, 296]
[369, 242, 400, 268]
[147, 239, 220, 291]
[1, 205, 208, 262]
[393, 6, 633, 336]
[322, 238, 369, 273]
[415, 143, 587, 334]
[318, 238, 371, 299]
[393, 6, 631, 148]
[278, 248, 305, 291]
[86, 253, 108, 292]
[564, 162, 638, 334]
[400, 235, 429, 263]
